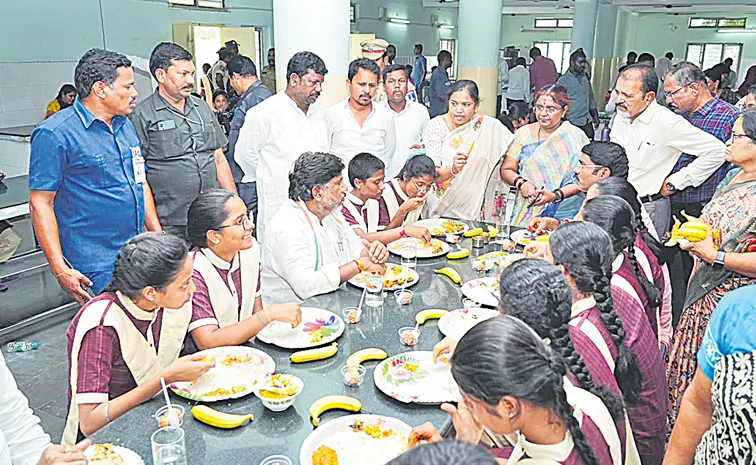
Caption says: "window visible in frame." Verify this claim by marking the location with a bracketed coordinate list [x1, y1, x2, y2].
[535, 18, 573, 28]
[169, 0, 224, 9]
[350, 4, 356, 22]
[534, 41, 571, 74]
[686, 43, 742, 71]
[439, 38, 457, 80]
[255, 29, 264, 77]
[688, 17, 746, 28]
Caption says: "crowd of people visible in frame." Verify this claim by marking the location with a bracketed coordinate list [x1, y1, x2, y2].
[1, 35, 755, 465]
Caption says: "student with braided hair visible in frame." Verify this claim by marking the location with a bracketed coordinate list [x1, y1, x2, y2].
[552, 220, 667, 465]
[412, 315, 626, 465]
[588, 177, 672, 350]
[499, 259, 640, 464]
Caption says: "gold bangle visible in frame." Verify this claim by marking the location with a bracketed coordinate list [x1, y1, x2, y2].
[450, 164, 459, 176]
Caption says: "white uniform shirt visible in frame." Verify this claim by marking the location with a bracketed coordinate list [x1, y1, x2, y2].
[0, 353, 51, 465]
[379, 100, 430, 178]
[505, 65, 531, 104]
[327, 99, 397, 168]
[610, 100, 726, 197]
[234, 93, 332, 238]
[261, 200, 365, 305]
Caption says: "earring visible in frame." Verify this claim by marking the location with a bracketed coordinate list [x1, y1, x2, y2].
[509, 412, 515, 419]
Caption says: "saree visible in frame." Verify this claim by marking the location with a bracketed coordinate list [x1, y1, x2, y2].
[666, 169, 756, 425]
[508, 122, 588, 227]
[426, 114, 514, 221]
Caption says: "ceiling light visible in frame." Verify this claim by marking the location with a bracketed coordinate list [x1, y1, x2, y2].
[439, 24, 455, 29]
[717, 28, 755, 33]
[390, 18, 410, 24]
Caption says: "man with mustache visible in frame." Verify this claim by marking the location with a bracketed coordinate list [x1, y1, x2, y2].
[610, 63, 726, 239]
[328, 58, 397, 170]
[261, 151, 388, 304]
[379, 63, 430, 178]
[29, 49, 161, 302]
[662, 61, 738, 321]
[130, 42, 235, 236]
[234, 51, 332, 240]
[557, 49, 599, 139]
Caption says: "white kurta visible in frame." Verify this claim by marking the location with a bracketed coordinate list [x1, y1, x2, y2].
[234, 93, 332, 238]
[0, 353, 51, 465]
[261, 200, 365, 305]
[327, 99, 397, 169]
[379, 100, 430, 179]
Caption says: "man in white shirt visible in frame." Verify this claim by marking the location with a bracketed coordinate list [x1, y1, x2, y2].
[1, 352, 91, 465]
[504, 57, 531, 110]
[497, 51, 509, 117]
[379, 64, 430, 178]
[234, 51, 332, 240]
[328, 58, 397, 169]
[261, 151, 388, 305]
[611, 63, 726, 238]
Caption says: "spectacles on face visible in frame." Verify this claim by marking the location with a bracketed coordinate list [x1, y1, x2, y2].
[666, 84, 689, 99]
[731, 132, 754, 142]
[578, 160, 604, 170]
[535, 105, 562, 115]
[411, 179, 429, 194]
[217, 214, 254, 231]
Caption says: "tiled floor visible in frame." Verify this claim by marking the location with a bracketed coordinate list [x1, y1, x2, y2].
[6, 319, 71, 443]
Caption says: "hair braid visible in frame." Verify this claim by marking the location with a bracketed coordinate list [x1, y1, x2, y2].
[627, 244, 661, 309]
[594, 273, 642, 403]
[547, 351, 601, 465]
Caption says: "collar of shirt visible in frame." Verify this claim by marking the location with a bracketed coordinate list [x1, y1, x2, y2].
[691, 97, 718, 119]
[632, 99, 660, 126]
[339, 98, 377, 122]
[73, 98, 127, 132]
[379, 99, 409, 116]
[200, 247, 240, 272]
[612, 253, 624, 273]
[282, 92, 322, 118]
[388, 178, 409, 202]
[571, 296, 598, 318]
[345, 191, 366, 207]
[115, 290, 159, 321]
[152, 90, 200, 114]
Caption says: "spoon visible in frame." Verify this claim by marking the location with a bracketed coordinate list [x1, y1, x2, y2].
[160, 377, 180, 428]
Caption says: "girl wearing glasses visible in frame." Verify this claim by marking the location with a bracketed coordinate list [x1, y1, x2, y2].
[500, 84, 589, 227]
[667, 109, 756, 426]
[183, 189, 302, 354]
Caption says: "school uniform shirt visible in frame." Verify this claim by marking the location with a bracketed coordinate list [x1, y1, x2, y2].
[340, 192, 390, 234]
[327, 99, 397, 169]
[379, 99, 430, 179]
[611, 254, 668, 465]
[261, 201, 364, 305]
[233, 93, 332, 240]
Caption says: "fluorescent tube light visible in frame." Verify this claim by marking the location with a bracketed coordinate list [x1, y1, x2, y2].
[390, 18, 410, 24]
[717, 28, 755, 33]
[439, 24, 455, 29]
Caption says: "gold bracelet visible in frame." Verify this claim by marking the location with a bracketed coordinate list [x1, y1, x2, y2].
[450, 164, 459, 176]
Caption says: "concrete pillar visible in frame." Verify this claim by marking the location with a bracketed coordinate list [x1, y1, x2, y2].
[571, 0, 599, 58]
[273, 0, 349, 106]
[457, 0, 503, 117]
[593, 3, 618, 111]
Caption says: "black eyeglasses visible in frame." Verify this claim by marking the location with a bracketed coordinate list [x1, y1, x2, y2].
[731, 132, 754, 142]
[216, 214, 254, 230]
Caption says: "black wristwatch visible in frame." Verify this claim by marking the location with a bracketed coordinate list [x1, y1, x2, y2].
[713, 250, 726, 270]
[665, 181, 678, 193]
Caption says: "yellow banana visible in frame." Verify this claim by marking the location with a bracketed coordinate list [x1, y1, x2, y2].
[309, 395, 362, 426]
[535, 235, 550, 242]
[434, 267, 462, 284]
[290, 343, 338, 363]
[665, 217, 683, 246]
[463, 228, 483, 238]
[681, 210, 706, 225]
[346, 348, 388, 367]
[415, 309, 448, 324]
[447, 248, 470, 259]
[487, 225, 499, 236]
[191, 405, 253, 429]
[480, 251, 506, 260]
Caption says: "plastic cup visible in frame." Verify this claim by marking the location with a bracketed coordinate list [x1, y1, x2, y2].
[394, 289, 414, 305]
[365, 277, 384, 307]
[401, 240, 418, 268]
[463, 298, 480, 309]
[259, 456, 293, 465]
[471, 236, 484, 249]
[399, 327, 420, 346]
[445, 233, 459, 244]
[341, 365, 367, 386]
[154, 405, 185, 429]
[151, 427, 187, 465]
[342, 307, 362, 324]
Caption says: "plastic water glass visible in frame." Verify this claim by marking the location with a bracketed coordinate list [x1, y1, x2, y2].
[401, 240, 418, 268]
[365, 277, 384, 308]
[259, 456, 292, 465]
[151, 427, 187, 465]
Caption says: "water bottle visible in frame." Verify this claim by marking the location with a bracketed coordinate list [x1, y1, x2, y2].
[600, 124, 611, 142]
[5, 341, 39, 352]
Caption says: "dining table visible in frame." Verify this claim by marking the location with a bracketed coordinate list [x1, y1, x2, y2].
[90, 222, 523, 465]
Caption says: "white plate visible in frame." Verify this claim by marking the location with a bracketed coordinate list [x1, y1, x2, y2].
[299, 414, 411, 465]
[374, 351, 461, 404]
[85, 445, 144, 465]
[510, 229, 550, 247]
[348, 263, 420, 291]
[412, 218, 470, 236]
[461, 277, 500, 308]
[170, 346, 275, 402]
[387, 237, 450, 258]
[257, 307, 344, 349]
[438, 308, 501, 340]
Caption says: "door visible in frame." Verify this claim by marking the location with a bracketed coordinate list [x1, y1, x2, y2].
[221, 27, 257, 66]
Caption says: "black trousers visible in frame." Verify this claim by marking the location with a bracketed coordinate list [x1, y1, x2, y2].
[577, 122, 595, 140]
[669, 200, 707, 326]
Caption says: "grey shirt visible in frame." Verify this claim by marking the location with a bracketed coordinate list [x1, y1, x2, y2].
[429, 66, 451, 118]
[227, 81, 273, 183]
[556, 72, 596, 126]
[130, 91, 227, 229]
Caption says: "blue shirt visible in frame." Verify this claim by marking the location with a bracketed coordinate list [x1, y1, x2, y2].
[29, 98, 145, 273]
[429, 66, 451, 118]
[698, 285, 756, 380]
[414, 55, 427, 86]
[227, 81, 273, 183]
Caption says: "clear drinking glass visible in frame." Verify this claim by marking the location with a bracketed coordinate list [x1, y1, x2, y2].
[401, 240, 418, 268]
[151, 427, 187, 465]
[365, 276, 384, 307]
